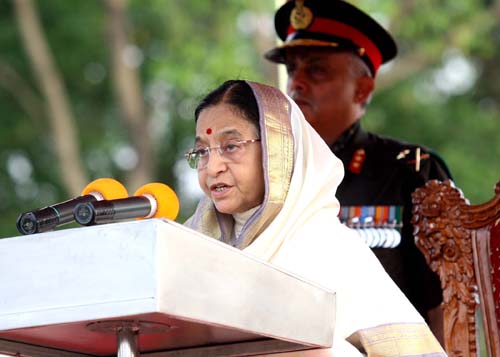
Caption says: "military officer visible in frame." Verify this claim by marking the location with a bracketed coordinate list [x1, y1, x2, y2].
[264, 0, 452, 344]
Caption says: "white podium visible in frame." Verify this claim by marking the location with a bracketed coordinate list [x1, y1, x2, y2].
[0, 219, 335, 356]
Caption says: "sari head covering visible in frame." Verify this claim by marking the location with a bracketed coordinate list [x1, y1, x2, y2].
[185, 81, 445, 356]
[185, 80, 297, 250]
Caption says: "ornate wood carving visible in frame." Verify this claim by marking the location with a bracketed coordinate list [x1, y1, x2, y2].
[473, 226, 500, 356]
[490, 220, 500, 330]
[412, 180, 477, 356]
[412, 180, 500, 357]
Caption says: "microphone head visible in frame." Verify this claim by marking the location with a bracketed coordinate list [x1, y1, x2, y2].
[134, 182, 180, 221]
[81, 178, 128, 200]
[16, 212, 40, 235]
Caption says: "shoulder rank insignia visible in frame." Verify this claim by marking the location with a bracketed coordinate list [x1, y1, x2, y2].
[348, 148, 366, 174]
[290, 0, 313, 30]
[396, 147, 429, 172]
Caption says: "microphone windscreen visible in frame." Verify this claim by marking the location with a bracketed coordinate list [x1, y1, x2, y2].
[81, 178, 129, 200]
[134, 182, 180, 221]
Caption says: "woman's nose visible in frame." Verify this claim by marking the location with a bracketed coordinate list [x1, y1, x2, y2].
[205, 149, 227, 175]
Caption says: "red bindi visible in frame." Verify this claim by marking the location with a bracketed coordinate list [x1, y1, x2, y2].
[206, 128, 212, 135]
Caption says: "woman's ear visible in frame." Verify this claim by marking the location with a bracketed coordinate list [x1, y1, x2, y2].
[354, 76, 375, 104]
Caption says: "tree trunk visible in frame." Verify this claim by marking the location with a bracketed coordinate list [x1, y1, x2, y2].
[13, 0, 88, 196]
[105, 0, 154, 192]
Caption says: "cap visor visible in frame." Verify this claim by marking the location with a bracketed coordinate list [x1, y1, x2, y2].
[264, 39, 339, 63]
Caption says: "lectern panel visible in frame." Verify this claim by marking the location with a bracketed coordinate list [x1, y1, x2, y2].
[0, 219, 335, 356]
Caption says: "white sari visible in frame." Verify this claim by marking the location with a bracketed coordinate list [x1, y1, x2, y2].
[186, 81, 445, 356]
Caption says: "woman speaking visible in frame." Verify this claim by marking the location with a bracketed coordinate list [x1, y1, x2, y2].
[184, 80, 444, 356]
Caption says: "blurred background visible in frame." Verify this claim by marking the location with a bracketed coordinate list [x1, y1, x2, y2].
[0, 0, 499, 238]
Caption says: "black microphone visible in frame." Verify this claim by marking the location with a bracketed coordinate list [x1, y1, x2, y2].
[73, 182, 180, 226]
[16, 178, 128, 235]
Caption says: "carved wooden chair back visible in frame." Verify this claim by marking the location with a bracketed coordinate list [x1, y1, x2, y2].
[412, 179, 500, 357]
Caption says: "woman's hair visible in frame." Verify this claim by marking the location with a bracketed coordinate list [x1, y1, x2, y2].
[194, 80, 260, 132]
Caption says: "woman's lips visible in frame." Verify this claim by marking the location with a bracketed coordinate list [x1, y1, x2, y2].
[210, 183, 232, 199]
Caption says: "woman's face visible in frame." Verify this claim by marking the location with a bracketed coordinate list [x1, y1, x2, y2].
[195, 103, 265, 214]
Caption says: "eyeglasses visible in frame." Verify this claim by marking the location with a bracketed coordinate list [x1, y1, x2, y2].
[185, 138, 260, 170]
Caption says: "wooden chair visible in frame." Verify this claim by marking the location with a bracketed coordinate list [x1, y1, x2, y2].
[412, 179, 500, 357]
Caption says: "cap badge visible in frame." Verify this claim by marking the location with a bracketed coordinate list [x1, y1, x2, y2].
[290, 0, 313, 30]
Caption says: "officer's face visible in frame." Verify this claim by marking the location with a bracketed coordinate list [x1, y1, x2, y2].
[284, 47, 372, 144]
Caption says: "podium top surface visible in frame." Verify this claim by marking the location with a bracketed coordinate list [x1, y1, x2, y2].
[0, 219, 335, 356]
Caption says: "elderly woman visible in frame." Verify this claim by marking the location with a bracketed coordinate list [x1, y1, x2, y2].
[184, 80, 445, 356]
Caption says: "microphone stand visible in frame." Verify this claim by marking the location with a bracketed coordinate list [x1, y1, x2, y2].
[86, 320, 172, 357]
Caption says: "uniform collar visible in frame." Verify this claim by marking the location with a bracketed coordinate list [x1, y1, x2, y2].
[331, 121, 363, 154]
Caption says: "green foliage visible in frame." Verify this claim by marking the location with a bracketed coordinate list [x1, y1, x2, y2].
[0, 0, 499, 239]
[360, 0, 500, 204]
[0, 0, 274, 237]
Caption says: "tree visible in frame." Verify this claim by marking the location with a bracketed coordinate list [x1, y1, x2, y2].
[13, 0, 87, 195]
[0, 0, 499, 239]
[105, 0, 153, 190]
[0, 0, 275, 237]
